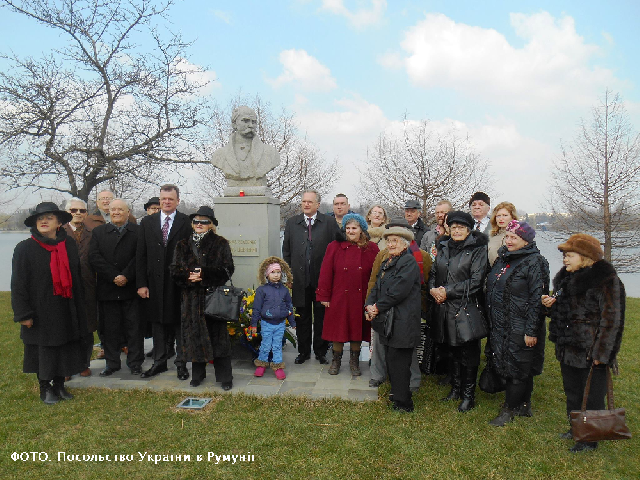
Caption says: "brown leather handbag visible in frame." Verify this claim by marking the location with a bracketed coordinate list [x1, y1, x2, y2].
[570, 366, 632, 442]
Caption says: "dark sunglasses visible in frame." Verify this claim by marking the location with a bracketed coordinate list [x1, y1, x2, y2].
[69, 208, 87, 213]
[192, 219, 212, 225]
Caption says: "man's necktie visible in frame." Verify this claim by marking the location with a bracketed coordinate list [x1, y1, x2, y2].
[475, 221, 481, 231]
[162, 216, 170, 246]
[307, 217, 312, 241]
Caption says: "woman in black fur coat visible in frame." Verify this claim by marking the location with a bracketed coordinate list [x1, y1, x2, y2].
[170, 206, 235, 389]
[542, 234, 625, 453]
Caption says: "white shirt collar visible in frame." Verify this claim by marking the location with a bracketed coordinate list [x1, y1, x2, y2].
[161, 210, 177, 223]
[304, 212, 318, 224]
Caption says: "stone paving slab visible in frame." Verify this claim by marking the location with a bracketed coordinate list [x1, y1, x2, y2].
[66, 339, 381, 402]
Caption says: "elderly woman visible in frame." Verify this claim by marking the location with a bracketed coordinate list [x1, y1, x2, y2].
[542, 234, 625, 453]
[11, 202, 88, 404]
[365, 222, 421, 412]
[169, 206, 235, 390]
[429, 211, 489, 412]
[486, 221, 549, 426]
[365, 204, 388, 249]
[317, 214, 379, 376]
[487, 202, 518, 266]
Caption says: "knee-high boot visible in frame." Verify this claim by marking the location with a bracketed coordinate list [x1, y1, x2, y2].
[458, 365, 478, 412]
[441, 361, 461, 401]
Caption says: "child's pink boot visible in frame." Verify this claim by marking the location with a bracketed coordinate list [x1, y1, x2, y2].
[275, 369, 286, 380]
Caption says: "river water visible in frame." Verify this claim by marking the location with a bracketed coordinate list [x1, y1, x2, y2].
[1, 230, 639, 296]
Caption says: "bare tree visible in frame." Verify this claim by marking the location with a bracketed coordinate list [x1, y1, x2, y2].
[358, 119, 491, 221]
[195, 94, 339, 225]
[0, 0, 212, 202]
[549, 90, 640, 270]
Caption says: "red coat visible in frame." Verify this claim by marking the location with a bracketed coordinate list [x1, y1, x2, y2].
[316, 240, 379, 343]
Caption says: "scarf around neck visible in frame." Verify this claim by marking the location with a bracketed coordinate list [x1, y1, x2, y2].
[31, 232, 73, 298]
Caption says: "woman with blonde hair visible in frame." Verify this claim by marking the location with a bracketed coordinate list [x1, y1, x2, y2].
[488, 202, 518, 266]
[365, 204, 388, 249]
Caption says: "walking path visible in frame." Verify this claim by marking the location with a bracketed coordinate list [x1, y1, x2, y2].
[67, 339, 379, 402]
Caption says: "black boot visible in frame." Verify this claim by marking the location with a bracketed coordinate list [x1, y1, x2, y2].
[489, 404, 515, 426]
[52, 376, 74, 400]
[328, 351, 343, 375]
[458, 365, 478, 412]
[39, 379, 59, 405]
[349, 350, 361, 376]
[441, 361, 461, 401]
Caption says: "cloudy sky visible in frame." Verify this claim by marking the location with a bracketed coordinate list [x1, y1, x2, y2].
[2, 0, 639, 213]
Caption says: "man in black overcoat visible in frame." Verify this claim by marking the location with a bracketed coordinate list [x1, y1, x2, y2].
[136, 184, 191, 379]
[89, 199, 144, 376]
[283, 189, 341, 364]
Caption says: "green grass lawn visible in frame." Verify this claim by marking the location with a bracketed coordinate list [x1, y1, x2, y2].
[1, 291, 638, 479]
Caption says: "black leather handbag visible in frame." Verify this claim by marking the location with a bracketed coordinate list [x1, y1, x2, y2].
[204, 272, 245, 322]
[454, 282, 488, 343]
[371, 307, 395, 340]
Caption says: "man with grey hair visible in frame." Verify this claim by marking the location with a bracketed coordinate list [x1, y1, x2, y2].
[283, 189, 341, 364]
[420, 200, 453, 260]
[63, 197, 96, 376]
[90, 199, 144, 376]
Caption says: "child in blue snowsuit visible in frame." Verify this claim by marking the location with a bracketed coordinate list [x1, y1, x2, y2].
[251, 256, 295, 380]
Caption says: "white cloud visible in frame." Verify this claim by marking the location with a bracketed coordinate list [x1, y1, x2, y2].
[268, 49, 337, 92]
[321, 0, 387, 28]
[390, 12, 621, 108]
[210, 10, 231, 24]
[175, 57, 219, 95]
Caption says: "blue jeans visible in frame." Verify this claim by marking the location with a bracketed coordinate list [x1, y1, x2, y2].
[258, 321, 286, 364]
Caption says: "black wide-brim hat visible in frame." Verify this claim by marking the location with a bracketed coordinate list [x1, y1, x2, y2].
[143, 197, 160, 210]
[189, 205, 218, 226]
[24, 202, 73, 227]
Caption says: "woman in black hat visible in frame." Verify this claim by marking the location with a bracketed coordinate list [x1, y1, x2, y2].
[11, 202, 89, 404]
[428, 210, 489, 412]
[169, 206, 235, 389]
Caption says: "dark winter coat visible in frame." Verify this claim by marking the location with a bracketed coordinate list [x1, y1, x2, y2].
[63, 222, 98, 332]
[282, 211, 341, 307]
[428, 230, 489, 346]
[251, 282, 295, 327]
[11, 228, 88, 346]
[366, 248, 422, 349]
[169, 231, 234, 362]
[548, 260, 625, 369]
[136, 211, 191, 324]
[409, 217, 428, 247]
[89, 222, 139, 301]
[486, 242, 549, 380]
[316, 240, 379, 343]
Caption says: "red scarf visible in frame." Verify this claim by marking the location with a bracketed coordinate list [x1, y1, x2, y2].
[31, 235, 73, 298]
[409, 240, 425, 284]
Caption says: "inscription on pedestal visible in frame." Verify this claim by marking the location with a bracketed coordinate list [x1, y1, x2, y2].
[229, 237, 259, 256]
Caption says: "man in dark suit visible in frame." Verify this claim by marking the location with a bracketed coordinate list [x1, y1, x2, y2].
[283, 189, 341, 364]
[136, 184, 191, 379]
[89, 199, 144, 376]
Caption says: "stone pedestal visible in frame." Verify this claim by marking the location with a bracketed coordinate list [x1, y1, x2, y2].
[213, 196, 281, 291]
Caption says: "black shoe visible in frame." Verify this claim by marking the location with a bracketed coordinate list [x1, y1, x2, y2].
[99, 366, 121, 377]
[190, 379, 201, 387]
[221, 382, 233, 391]
[294, 354, 310, 364]
[52, 384, 74, 400]
[315, 354, 329, 364]
[369, 378, 383, 388]
[559, 429, 573, 440]
[570, 442, 597, 453]
[517, 402, 533, 417]
[177, 366, 190, 381]
[42, 388, 60, 405]
[130, 366, 142, 375]
[140, 363, 168, 378]
[392, 401, 414, 413]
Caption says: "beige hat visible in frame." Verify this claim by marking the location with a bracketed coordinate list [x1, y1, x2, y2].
[382, 218, 415, 242]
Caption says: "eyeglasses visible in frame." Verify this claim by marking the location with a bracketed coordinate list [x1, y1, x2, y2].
[69, 209, 87, 213]
[192, 219, 212, 225]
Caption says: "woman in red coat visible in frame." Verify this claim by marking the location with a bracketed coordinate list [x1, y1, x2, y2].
[316, 214, 379, 376]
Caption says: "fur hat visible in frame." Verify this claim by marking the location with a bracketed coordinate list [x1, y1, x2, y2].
[446, 210, 474, 230]
[557, 234, 604, 261]
[341, 213, 368, 232]
[257, 256, 293, 285]
[468, 191, 490, 207]
[383, 217, 414, 242]
[506, 220, 535, 243]
[24, 202, 72, 227]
